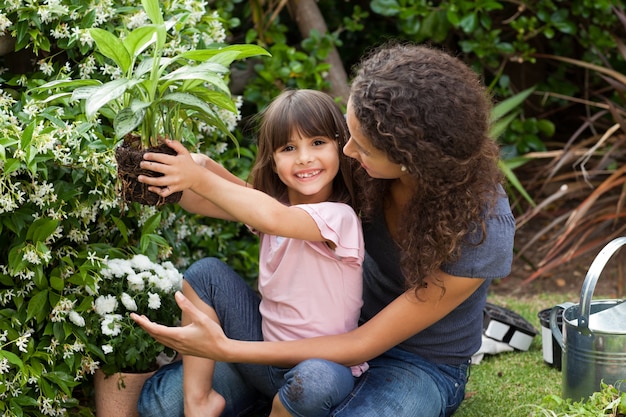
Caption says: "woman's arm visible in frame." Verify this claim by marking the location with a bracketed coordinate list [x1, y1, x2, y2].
[139, 140, 326, 242]
[132, 270, 485, 367]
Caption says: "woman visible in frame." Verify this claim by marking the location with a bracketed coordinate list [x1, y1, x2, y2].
[133, 42, 515, 417]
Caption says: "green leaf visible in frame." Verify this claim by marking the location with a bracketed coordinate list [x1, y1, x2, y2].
[141, 212, 161, 235]
[27, 289, 49, 323]
[26, 218, 59, 243]
[161, 62, 230, 93]
[490, 111, 519, 140]
[0, 350, 24, 371]
[196, 89, 238, 113]
[142, 0, 164, 25]
[114, 106, 146, 139]
[490, 87, 535, 123]
[82, 78, 134, 119]
[370, 0, 401, 16]
[42, 371, 79, 396]
[123, 25, 159, 60]
[3, 158, 21, 175]
[162, 92, 223, 118]
[141, 0, 165, 50]
[499, 159, 535, 206]
[179, 44, 270, 63]
[19, 121, 35, 150]
[90, 28, 131, 73]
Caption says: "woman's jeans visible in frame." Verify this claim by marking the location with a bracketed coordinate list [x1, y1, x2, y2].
[138, 258, 469, 417]
[138, 257, 354, 417]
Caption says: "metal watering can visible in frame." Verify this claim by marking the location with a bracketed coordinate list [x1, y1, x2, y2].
[550, 236, 626, 401]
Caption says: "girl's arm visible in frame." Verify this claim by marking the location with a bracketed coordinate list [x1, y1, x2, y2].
[139, 140, 326, 242]
[177, 153, 249, 218]
[131, 270, 485, 367]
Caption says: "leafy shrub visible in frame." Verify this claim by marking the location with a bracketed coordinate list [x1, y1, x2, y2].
[0, 1, 259, 415]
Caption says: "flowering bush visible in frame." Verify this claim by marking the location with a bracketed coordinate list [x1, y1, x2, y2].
[89, 254, 183, 375]
[0, 0, 259, 415]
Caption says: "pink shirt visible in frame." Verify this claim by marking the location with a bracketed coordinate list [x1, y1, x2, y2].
[257, 202, 368, 375]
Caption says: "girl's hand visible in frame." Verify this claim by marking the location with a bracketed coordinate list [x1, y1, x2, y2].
[138, 140, 203, 197]
[130, 292, 231, 360]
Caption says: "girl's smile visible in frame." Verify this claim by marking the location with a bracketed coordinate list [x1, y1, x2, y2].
[273, 131, 339, 205]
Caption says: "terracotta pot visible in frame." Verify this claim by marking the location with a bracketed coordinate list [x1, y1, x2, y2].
[94, 369, 156, 417]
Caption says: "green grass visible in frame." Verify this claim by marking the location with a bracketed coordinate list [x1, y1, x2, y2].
[455, 292, 580, 417]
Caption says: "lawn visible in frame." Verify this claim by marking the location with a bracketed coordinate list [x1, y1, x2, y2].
[455, 292, 581, 417]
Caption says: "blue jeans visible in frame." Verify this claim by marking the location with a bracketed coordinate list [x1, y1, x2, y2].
[138, 257, 354, 417]
[138, 258, 469, 417]
[330, 347, 469, 417]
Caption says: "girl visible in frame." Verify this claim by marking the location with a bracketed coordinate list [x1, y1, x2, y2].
[137, 89, 366, 417]
[134, 43, 516, 417]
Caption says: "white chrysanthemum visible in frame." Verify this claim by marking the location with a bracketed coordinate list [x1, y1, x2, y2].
[147, 293, 161, 310]
[104, 258, 134, 278]
[101, 314, 123, 337]
[94, 295, 118, 316]
[130, 254, 154, 272]
[126, 273, 145, 291]
[120, 293, 137, 311]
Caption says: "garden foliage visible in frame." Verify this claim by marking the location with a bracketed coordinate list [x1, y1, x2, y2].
[0, 1, 257, 415]
[1, 0, 626, 415]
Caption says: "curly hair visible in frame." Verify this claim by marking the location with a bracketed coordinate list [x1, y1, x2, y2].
[350, 42, 504, 290]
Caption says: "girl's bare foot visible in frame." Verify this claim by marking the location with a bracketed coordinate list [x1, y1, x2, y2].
[184, 389, 226, 417]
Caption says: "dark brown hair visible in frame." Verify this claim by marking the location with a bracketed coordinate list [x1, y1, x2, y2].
[350, 42, 503, 290]
[250, 89, 357, 208]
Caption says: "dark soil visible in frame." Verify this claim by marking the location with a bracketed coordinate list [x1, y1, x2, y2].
[115, 136, 183, 207]
[490, 219, 625, 299]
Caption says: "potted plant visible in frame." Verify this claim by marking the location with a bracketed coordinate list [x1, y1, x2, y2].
[86, 254, 184, 416]
[36, 0, 269, 207]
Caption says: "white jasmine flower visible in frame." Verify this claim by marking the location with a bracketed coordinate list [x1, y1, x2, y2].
[0, 358, 9, 374]
[16, 331, 32, 353]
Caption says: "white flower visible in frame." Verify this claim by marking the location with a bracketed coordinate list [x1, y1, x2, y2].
[68, 311, 85, 327]
[101, 344, 113, 354]
[120, 293, 137, 311]
[94, 295, 118, 315]
[101, 314, 123, 337]
[16, 331, 32, 353]
[147, 293, 161, 310]
[126, 273, 145, 291]
[130, 254, 154, 271]
[0, 358, 9, 374]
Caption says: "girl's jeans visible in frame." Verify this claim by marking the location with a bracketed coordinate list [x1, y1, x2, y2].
[138, 257, 354, 417]
[137, 257, 469, 417]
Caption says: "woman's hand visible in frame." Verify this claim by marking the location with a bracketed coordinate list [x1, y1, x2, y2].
[131, 292, 231, 360]
[138, 140, 203, 198]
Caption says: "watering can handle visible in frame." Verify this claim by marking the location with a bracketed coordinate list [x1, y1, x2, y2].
[578, 236, 626, 329]
[550, 302, 573, 349]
